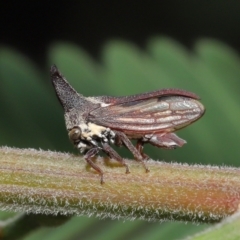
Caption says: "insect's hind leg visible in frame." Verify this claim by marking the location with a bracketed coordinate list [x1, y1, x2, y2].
[114, 131, 150, 173]
[136, 140, 150, 160]
[84, 147, 104, 184]
[101, 142, 130, 174]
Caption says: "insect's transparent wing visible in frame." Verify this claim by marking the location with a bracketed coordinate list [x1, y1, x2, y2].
[89, 96, 205, 134]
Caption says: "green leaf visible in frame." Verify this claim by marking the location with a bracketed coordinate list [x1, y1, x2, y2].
[102, 40, 171, 95]
[187, 213, 240, 240]
[48, 43, 105, 95]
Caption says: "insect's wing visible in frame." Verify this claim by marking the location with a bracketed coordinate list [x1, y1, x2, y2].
[93, 88, 200, 106]
[89, 95, 205, 135]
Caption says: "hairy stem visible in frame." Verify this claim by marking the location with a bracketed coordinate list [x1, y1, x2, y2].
[0, 146, 239, 223]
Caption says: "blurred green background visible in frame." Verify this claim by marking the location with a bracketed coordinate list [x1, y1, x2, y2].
[1, 1, 240, 239]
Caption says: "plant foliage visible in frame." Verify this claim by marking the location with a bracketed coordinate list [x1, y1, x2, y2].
[0, 37, 240, 239]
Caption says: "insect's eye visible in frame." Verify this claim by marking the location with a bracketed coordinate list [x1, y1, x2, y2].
[68, 127, 81, 141]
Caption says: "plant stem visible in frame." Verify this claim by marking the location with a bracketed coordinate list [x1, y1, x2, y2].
[0, 146, 239, 223]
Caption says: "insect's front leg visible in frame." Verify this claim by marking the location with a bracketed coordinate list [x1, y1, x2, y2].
[84, 147, 104, 184]
[101, 142, 130, 174]
[114, 131, 150, 173]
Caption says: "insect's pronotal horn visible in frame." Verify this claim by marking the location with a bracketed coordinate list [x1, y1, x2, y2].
[50, 65, 86, 112]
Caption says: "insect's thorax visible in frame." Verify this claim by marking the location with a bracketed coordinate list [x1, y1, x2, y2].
[70, 122, 116, 152]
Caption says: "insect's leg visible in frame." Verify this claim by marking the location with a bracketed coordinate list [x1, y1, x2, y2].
[101, 142, 130, 174]
[84, 147, 104, 184]
[115, 131, 150, 172]
[146, 133, 186, 149]
[136, 140, 150, 160]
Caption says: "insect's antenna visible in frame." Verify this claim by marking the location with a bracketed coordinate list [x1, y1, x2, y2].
[50, 65, 86, 111]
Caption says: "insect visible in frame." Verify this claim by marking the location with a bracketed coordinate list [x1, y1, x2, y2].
[51, 65, 205, 183]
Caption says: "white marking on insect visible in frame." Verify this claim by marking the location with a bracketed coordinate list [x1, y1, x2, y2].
[153, 110, 172, 116]
[117, 118, 155, 124]
[78, 122, 116, 145]
[173, 119, 189, 125]
[86, 97, 111, 107]
[90, 139, 98, 146]
[170, 100, 197, 110]
[100, 103, 111, 107]
[186, 113, 201, 120]
[156, 115, 181, 123]
[77, 142, 89, 153]
[79, 123, 106, 138]
[140, 101, 170, 112]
